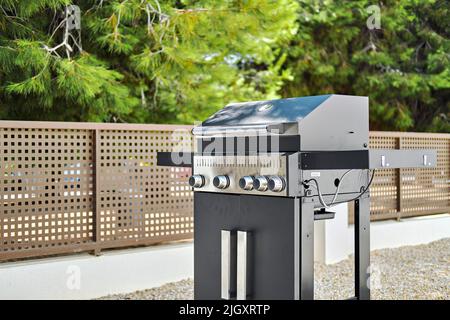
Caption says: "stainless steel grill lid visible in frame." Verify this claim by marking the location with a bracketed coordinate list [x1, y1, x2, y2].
[192, 95, 331, 137]
[201, 95, 331, 127]
[192, 94, 370, 151]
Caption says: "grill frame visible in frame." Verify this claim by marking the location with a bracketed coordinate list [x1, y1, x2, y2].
[157, 94, 437, 301]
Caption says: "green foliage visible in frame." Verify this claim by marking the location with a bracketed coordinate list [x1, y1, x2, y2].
[282, 0, 449, 132]
[0, 0, 448, 132]
[0, 0, 298, 123]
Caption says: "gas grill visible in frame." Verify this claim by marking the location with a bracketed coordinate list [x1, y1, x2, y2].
[158, 94, 436, 300]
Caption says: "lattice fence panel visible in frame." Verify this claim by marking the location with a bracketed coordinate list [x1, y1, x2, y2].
[1, 122, 447, 261]
[0, 128, 95, 256]
[400, 136, 450, 217]
[367, 133, 399, 221]
[350, 132, 450, 223]
[97, 129, 193, 244]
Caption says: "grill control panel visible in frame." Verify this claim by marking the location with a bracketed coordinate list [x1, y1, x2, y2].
[190, 155, 288, 197]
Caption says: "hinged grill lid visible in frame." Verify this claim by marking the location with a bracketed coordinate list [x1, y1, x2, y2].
[201, 95, 331, 127]
[192, 94, 369, 151]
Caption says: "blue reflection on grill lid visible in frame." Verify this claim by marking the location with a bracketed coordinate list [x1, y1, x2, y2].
[201, 95, 331, 126]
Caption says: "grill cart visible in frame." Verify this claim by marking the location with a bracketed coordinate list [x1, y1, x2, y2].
[158, 95, 436, 300]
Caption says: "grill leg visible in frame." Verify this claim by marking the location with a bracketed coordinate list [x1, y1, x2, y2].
[355, 196, 370, 300]
[300, 198, 315, 300]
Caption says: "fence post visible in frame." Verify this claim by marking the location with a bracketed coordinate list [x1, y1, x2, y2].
[396, 136, 403, 220]
[92, 129, 102, 256]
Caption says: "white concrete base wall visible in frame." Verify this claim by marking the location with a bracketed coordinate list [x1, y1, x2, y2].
[0, 242, 193, 300]
[348, 213, 450, 252]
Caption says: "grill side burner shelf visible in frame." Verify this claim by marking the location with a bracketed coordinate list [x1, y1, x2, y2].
[158, 94, 436, 300]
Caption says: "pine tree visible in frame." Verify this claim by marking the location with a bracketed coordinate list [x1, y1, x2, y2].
[2, 1, 447, 131]
[282, 0, 449, 132]
[0, 0, 298, 123]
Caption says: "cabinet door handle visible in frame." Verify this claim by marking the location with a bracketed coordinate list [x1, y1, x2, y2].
[237, 230, 250, 300]
[221, 230, 232, 299]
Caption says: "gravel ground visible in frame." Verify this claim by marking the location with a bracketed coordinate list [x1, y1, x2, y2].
[98, 238, 450, 300]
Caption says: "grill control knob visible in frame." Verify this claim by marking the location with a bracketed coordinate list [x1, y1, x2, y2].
[188, 175, 205, 188]
[254, 176, 269, 191]
[213, 175, 230, 189]
[239, 176, 255, 190]
[268, 176, 286, 192]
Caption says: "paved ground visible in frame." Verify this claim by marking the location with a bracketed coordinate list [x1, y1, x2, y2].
[98, 238, 450, 300]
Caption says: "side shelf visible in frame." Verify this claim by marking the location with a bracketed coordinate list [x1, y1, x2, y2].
[369, 149, 437, 169]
